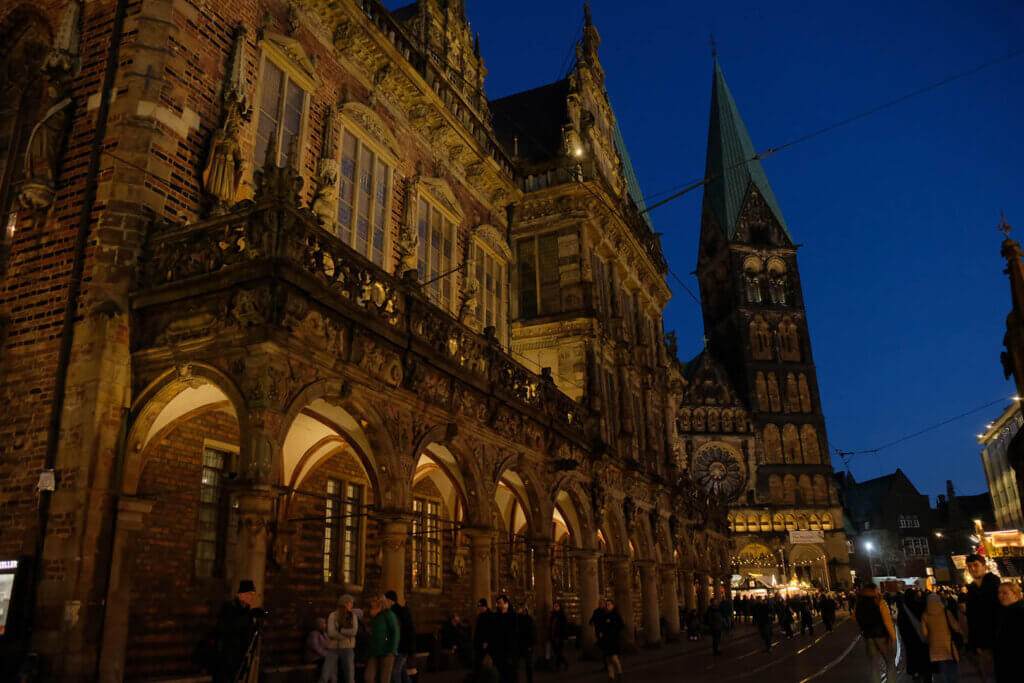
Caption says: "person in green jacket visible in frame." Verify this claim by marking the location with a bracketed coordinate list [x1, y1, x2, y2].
[365, 595, 400, 683]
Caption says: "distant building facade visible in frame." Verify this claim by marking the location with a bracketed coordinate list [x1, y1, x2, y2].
[978, 402, 1024, 530]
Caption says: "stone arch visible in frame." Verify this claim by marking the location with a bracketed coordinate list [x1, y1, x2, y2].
[768, 474, 783, 503]
[798, 475, 813, 505]
[124, 363, 249, 495]
[494, 462, 550, 540]
[551, 478, 598, 551]
[750, 316, 772, 360]
[755, 373, 768, 412]
[783, 475, 796, 505]
[763, 424, 782, 464]
[812, 475, 829, 505]
[798, 374, 812, 412]
[785, 373, 800, 413]
[800, 425, 820, 464]
[782, 424, 801, 464]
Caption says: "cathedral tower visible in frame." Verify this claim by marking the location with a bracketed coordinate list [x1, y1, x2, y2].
[686, 60, 850, 587]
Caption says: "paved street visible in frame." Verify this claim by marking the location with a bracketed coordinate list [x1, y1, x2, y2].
[518, 614, 987, 683]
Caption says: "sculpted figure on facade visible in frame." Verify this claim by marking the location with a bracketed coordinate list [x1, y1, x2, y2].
[203, 26, 251, 215]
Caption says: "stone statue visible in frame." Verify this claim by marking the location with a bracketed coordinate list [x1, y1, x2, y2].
[202, 106, 247, 214]
[458, 257, 480, 324]
[18, 91, 72, 211]
[310, 107, 341, 229]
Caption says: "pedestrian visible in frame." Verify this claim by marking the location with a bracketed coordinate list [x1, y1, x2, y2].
[589, 598, 609, 671]
[440, 614, 472, 669]
[385, 591, 415, 683]
[897, 591, 931, 682]
[516, 605, 536, 683]
[994, 581, 1024, 683]
[778, 600, 794, 638]
[308, 617, 329, 669]
[720, 595, 734, 630]
[365, 595, 400, 683]
[207, 579, 262, 683]
[706, 598, 725, 655]
[964, 554, 1000, 682]
[752, 597, 773, 653]
[473, 599, 494, 681]
[799, 600, 814, 636]
[596, 598, 624, 680]
[820, 593, 837, 632]
[548, 601, 569, 671]
[686, 608, 701, 640]
[921, 592, 961, 683]
[489, 596, 520, 683]
[854, 582, 897, 683]
[324, 594, 360, 683]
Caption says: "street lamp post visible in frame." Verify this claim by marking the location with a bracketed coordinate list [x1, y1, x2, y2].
[865, 540, 875, 582]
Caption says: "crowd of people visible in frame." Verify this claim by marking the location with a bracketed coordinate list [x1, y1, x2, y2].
[852, 554, 1024, 683]
[199, 557, 1024, 683]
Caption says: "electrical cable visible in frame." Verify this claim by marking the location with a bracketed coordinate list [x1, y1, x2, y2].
[640, 47, 1024, 215]
[833, 396, 1012, 458]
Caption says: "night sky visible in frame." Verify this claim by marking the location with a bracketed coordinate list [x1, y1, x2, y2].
[392, 1, 1024, 502]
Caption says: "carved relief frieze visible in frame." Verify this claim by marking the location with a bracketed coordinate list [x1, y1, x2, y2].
[351, 332, 403, 387]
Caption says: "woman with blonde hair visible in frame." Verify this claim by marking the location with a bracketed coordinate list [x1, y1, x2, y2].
[921, 592, 961, 682]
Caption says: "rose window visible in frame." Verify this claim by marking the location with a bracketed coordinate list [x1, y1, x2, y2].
[691, 443, 745, 501]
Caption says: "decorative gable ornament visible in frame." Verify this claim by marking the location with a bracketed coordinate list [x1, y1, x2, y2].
[259, 31, 324, 93]
[419, 176, 463, 221]
[472, 224, 512, 261]
[338, 99, 401, 165]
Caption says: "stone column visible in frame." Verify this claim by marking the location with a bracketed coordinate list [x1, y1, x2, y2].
[97, 497, 154, 682]
[611, 558, 636, 647]
[531, 539, 554, 653]
[660, 565, 681, 640]
[465, 528, 494, 605]
[638, 561, 661, 645]
[380, 513, 410, 603]
[577, 550, 602, 651]
[683, 570, 697, 613]
[231, 487, 275, 605]
[696, 573, 709, 614]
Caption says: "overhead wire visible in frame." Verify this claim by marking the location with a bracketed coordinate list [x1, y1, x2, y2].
[639, 46, 1024, 215]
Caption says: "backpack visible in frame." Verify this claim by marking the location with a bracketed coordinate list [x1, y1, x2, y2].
[855, 596, 888, 638]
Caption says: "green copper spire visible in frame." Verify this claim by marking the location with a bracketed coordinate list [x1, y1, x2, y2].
[703, 60, 791, 242]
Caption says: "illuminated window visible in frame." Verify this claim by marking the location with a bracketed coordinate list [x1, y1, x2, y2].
[337, 130, 392, 267]
[470, 238, 508, 343]
[196, 447, 230, 578]
[412, 497, 441, 589]
[254, 59, 310, 167]
[515, 232, 563, 318]
[902, 537, 929, 557]
[417, 199, 457, 312]
[324, 479, 364, 585]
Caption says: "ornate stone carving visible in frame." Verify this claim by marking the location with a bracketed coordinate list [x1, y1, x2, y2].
[311, 106, 341, 228]
[203, 25, 251, 215]
[353, 334, 403, 387]
[690, 442, 745, 502]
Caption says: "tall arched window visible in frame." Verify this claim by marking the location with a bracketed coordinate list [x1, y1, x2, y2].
[777, 318, 801, 362]
[767, 374, 782, 412]
[763, 425, 783, 464]
[812, 475, 829, 505]
[821, 514, 835, 531]
[785, 373, 800, 413]
[743, 257, 763, 303]
[767, 257, 788, 305]
[798, 374, 812, 412]
[783, 475, 797, 505]
[782, 424, 801, 464]
[750, 316, 772, 360]
[755, 373, 769, 412]
[768, 474, 783, 503]
[798, 475, 813, 504]
[760, 514, 772, 532]
[801, 425, 820, 464]
[784, 513, 797, 531]
[809, 514, 822, 530]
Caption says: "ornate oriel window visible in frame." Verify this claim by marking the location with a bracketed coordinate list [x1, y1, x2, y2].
[253, 34, 320, 168]
[417, 196, 458, 313]
[324, 479, 364, 585]
[412, 497, 442, 590]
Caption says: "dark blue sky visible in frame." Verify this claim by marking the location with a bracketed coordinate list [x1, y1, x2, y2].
[398, 1, 1024, 501]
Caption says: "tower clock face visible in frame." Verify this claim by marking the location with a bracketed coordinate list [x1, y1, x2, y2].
[691, 443, 745, 501]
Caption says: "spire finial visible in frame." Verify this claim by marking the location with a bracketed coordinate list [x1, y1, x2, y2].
[999, 211, 1013, 239]
[709, 33, 718, 59]
[584, 1, 592, 27]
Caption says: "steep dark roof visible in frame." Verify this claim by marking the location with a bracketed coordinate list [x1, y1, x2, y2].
[490, 80, 570, 162]
[843, 471, 901, 525]
[390, 3, 418, 23]
[703, 60, 791, 242]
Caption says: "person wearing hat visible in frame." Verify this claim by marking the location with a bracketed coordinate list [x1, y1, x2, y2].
[322, 594, 360, 683]
[473, 598, 494, 680]
[385, 590, 416, 683]
[210, 580, 261, 683]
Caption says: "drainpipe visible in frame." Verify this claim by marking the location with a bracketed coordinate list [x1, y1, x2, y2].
[26, 0, 131, 655]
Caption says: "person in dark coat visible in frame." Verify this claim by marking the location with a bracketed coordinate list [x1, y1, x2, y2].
[516, 605, 536, 683]
[778, 600, 795, 638]
[210, 580, 261, 683]
[385, 591, 415, 683]
[752, 598, 773, 653]
[706, 598, 726, 655]
[595, 599, 624, 680]
[686, 609, 701, 641]
[799, 600, 814, 636]
[965, 554, 1001, 682]
[548, 602, 569, 671]
[440, 614, 472, 669]
[489, 596, 520, 683]
[995, 582, 1024, 683]
[473, 599, 494, 681]
[820, 594, 837, 632]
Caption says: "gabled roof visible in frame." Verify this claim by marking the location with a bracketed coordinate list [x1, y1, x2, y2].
[490, 80, 571, 162]
[703, 60, 791, 242]
[842, 469, 921, 525]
